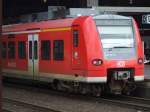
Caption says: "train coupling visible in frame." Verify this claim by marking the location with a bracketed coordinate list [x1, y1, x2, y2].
[113, 71, 130, 80]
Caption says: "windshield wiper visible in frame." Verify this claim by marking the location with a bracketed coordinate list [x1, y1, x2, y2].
[113, 46, 132, 48]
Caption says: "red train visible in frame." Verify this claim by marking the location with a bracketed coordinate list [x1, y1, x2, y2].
[1, 15, 144, 96]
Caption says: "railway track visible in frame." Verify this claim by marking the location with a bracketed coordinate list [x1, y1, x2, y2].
[119, 95, 150, 105]
[100, 95, 150, 111]
[3, 109, 12, 112]
[3, 81, 150, 111]
[3, 97, 62, 112]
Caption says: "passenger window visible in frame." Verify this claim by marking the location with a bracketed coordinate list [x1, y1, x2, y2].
[29, 41, 38, 59]
[1, 42, 7, 59]
[8, 41, 15, 59]
[41, 40, 50, 60]
[34, 41, 38, 59]
[53, 40, 64, 61]
[73, 30, 78, 47]
[29, 41, 32, 59]
[18, 41, 26, 59]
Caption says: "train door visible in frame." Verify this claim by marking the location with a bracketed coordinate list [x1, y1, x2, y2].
[72, 27, 81, 70]
[28, 34, 39, 79]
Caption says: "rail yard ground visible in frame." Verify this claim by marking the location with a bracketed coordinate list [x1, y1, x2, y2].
[3, 85, 145, 112]
[2, 64, 150, 112]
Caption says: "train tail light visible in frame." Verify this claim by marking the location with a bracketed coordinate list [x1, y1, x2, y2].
[138, 58, 143, 64]
[92, 59, 103, 66]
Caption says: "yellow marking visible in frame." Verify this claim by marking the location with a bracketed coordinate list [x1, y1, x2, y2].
[42, 27, 72, 32]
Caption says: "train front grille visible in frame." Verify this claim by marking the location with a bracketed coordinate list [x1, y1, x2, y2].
[107, 68, 135, 81]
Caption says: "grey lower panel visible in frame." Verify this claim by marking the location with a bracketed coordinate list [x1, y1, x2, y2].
[2, 72, 33, 80]
[2, 68, 107, 83]
[2, 72, 54, 83]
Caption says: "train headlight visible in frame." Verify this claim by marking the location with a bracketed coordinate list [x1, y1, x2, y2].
[92, 59, 103, 66]
[138, 58, 143, 64]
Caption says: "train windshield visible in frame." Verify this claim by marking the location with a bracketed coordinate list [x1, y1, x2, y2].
[97, 26, 134, 49]
[95, 18, 136, 60]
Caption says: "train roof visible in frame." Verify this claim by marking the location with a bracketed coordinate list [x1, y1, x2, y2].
[2, 18, 75, 33]
[93, 14, 132, 20]
[2, 14, 132, 34]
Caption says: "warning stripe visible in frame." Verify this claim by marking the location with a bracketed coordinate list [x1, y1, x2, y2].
[2, 27, 72, 35]
[42, 27, 72, 32]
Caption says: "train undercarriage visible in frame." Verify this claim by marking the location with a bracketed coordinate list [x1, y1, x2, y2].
[51, 68, 136, 96]
[51, 78, 136, 97]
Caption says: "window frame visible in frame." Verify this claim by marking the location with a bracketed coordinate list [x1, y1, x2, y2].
[8, 41, 15, 59]
[53, 40, 64, 61]
[73, 30, 78, 48]
[1, 42, 7, 59]
[41, 40, 51, 60]
[18, 41, 26, 59]
[34, 41, 38, 59]
[29, 41, 32, 59]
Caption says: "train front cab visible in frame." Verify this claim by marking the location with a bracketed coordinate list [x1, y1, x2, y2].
[79, 15, 144, 94]
[94, 15, 144, 94]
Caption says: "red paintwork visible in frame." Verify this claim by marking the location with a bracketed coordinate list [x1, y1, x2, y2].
[1, 34, 28, 71]
[1, 16, 144, 81]
[3, 18, 74, 33]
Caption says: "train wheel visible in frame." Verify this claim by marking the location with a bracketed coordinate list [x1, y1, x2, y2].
[92, 85, 101, 97]
[122, 81, 136, 95]
[79, 83, 88, 95]
[122, 89, 130, 95]
[51, 80, 59, 90]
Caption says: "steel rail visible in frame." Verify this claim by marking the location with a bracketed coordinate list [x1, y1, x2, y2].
[119, 95, 150, 104]
[100, 95, 150, 111]
[3, 97, 63, 112]
[4, 81, 150, 111]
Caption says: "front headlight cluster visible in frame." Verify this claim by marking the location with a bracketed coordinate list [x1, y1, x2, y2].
[92, 59, 103, 66]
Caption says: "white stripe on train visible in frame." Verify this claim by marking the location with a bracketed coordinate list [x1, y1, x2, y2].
[2, 69, 144, 82]
[134, 76, 144, 81]
[2, 30, 41, 35]
[2, 69, 107, 83]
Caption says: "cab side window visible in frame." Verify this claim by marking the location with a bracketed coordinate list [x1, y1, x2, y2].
[73, 30, 78, 48]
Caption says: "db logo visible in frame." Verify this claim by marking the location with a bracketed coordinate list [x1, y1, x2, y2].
[117, 61, 125, 67]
